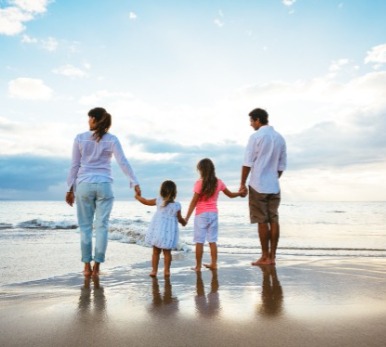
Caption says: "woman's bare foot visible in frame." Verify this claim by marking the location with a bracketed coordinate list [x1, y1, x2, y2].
[149, 270, 157, 277]
[164, 271, 171, 277]
[204, 263, 217, 270]
[92, 262, 100, 277]
[83, 263, 92, 276]
[191, 266, 201, 272]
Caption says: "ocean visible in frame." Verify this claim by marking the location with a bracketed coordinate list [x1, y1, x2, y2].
[1, 200, 385, 286]
[1, 200, 385, 255]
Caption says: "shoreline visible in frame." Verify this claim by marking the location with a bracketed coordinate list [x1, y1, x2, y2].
[1, 253, 386, 346]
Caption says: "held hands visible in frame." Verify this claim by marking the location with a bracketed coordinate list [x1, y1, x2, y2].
[134, 185, 141, 197]
[239, 185, 248, 198]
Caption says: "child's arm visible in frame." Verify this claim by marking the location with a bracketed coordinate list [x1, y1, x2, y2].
[185, 192, 200, 223]
[135, 194, 157, 206]
[176, 210, 187, 226]
[222, 188, 246, 198]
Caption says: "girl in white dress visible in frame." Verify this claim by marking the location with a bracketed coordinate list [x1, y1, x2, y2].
[135, 180, 186, 277]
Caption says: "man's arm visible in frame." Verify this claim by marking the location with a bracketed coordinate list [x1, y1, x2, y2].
[239, 166, 251, 194]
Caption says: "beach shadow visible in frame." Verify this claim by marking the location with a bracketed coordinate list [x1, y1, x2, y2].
[256, 265, 284, 317]
[195, 270, 220, 317]
[77, 276, 107, 321]
[149, 277, 179, 316]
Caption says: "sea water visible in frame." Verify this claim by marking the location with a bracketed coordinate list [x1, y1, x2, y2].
[1, 200, 385, 258]
[0, 200, 385, 286]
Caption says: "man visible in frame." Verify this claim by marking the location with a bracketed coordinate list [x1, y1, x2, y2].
[239, 108, 287, 265]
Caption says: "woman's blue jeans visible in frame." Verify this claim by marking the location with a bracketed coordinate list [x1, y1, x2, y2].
[76, 182, 114, 263]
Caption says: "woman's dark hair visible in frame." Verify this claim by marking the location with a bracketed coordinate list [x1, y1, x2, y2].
[249, 108, 269, 125]
[88, 107, 112, 142]
[197, 158, 217, 199]
[160, 180, 177, 206]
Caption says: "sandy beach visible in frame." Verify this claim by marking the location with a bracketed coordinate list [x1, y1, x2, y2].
[1, 244, 386, 347]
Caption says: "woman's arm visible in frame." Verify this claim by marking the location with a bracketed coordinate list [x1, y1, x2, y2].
[185, 193, 200, 223]
[65, 137, 80, 207]
[113, 137, 140, 188]
[135, 195, 156, 206]
[66, 137, 81, 192]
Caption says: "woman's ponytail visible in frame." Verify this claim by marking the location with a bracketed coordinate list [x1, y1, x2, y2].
[88, 107, 112, 142]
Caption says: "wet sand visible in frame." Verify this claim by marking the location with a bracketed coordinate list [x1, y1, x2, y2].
[1, 252, 386, 347]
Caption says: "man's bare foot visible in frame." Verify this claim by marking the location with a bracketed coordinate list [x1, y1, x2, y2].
[191, 266, 201, 272]
[149, 271, 157, 277]
[164, 271, 170, 277]
[204, 263, 217, 270]
[251, 257, 272, 266]
[92, 262, 100, 277]
[83, 263, 92, 276]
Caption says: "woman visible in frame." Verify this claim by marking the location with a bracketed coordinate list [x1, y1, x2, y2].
[66, 107, 141, 277]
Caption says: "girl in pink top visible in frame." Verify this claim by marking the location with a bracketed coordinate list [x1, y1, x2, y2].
[185, 158, 244, 271]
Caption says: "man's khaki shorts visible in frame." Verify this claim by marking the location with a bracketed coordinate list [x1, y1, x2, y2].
[248, 186, 281, 224]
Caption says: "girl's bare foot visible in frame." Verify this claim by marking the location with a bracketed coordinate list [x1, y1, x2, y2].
[251, 257, 272, 266]
[83, 263, 92, 276]
[204, 263, 217, 270]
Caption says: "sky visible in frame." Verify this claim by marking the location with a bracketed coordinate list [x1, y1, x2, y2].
[1, 0, 386, 202]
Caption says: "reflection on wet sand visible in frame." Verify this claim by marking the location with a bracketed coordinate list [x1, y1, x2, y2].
[195, 270, 220, 317]
[78, 276, 107, 320]
[149, 277, 179, 316]
[257, 265, 284, 317]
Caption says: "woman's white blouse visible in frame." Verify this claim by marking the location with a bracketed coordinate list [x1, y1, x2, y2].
[67, 131, 139, 191]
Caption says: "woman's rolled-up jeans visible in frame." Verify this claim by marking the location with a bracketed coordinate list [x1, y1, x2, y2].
[76, 182, 114, 263]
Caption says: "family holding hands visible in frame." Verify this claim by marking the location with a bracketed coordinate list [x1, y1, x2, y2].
[66, 107, 286, 278]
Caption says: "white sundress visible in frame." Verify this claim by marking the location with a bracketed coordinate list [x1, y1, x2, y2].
[145, 197, 181, 249]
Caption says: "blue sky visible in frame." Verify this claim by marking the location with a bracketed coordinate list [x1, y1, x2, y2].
[1, 0, 386, 201]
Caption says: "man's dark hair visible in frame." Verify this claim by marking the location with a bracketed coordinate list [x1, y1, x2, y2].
[249, 108, 269, 125]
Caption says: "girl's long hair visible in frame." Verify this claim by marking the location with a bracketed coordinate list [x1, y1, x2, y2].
[160, 180, 177, 206]
[88, 107, 112, 142]
[197, 158, 217, 199]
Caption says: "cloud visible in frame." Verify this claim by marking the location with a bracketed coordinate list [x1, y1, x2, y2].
[287, 108, 386, 171]
[0, 154, 72, 200]
[0, 136, 245, 200]
[11, 0, 49, 14]
[282, 0, 296, 6]
[0, 116, 76, 157]
[0, 0, 50, 36]
[53, 64, 87, 78]
[0, 155, 67, 191]
[41, 36, 58, 51]
[328, 58, 349, 72]
[365, 43, 386, 66]
[129, 11, 137, 20]
[22, 34, 58, 51]
[8, 77, 53, 100]
[119, 135, 245, 197]
[214, 18, 224, 27]
[21, 33, 37, 43]
[0, 7, 32, 35]
[239, 68, 386, 135]
[79, 90, 134, 106]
